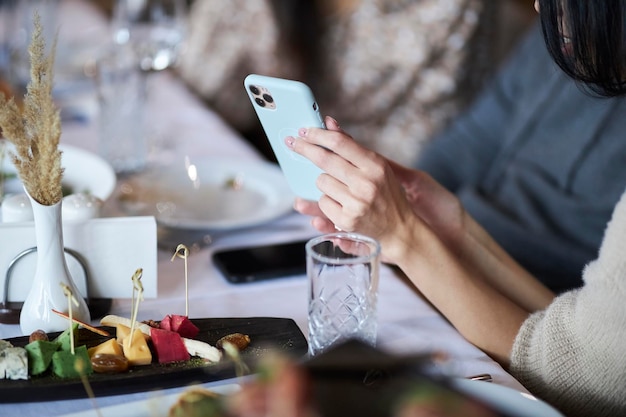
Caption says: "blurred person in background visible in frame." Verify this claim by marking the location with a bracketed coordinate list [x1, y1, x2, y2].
[414, 21, 626, 293]
[178, 0, 502, 165]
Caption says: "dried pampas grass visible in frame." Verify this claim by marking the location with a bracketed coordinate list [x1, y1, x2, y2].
[0, 12, 62, 206]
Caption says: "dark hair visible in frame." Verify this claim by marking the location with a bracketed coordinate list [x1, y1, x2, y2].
[538, 0, 626, 97]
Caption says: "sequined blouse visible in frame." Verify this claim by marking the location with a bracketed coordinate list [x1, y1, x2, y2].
[178, 0, 492, 164]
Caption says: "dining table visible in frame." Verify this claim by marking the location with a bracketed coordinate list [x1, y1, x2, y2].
[0, 1, 534, 416]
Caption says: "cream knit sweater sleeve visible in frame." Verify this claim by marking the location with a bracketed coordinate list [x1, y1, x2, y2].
[509, 191, 626, 417]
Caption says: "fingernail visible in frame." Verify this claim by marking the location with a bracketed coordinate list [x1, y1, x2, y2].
[285, 136, 295, 148]
[298, 128, 307, 137]
[328, 116, 339, 127]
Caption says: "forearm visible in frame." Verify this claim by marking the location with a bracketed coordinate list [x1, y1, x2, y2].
[395, 229, 525, 364]
[394, 166, 555, 313]
[386, 208, 552, 366]
[460, 215, 556, 312]
[387, 216, 528, 366]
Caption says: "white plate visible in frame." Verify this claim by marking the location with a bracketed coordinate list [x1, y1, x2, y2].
[1, 144, 116, 201]
[59, 383, 240, 417]
[451, 379, 564, 417]
[58, 380, 564, 417]
[117, 158, 295, 230]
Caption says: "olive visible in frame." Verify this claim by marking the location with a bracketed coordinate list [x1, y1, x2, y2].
[29, 329, 49, 343]
[216, 333, 251, 351]
[91, 353, 129, 374]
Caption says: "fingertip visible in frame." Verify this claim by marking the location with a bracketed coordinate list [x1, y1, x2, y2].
[325, 116, 341, 130]
[311, 217, 335, 234]
[293, 197, 304, 212]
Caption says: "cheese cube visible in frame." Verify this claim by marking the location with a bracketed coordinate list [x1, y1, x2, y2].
[25, 340, 61, 375]
[52, 345, 93, 378]
[0, 346, 29, 380]
[122, 327, 152, 366]
[87, 338, 123, 358]
[53, 323, 79, 352]
[116, 324, 148, 345]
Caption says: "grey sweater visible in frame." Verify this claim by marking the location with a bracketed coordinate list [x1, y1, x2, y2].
[510, 190, 626, 417]
[416, 24, 626, 293]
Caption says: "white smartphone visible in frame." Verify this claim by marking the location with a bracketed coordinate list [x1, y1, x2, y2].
[244, 74, 325, 201]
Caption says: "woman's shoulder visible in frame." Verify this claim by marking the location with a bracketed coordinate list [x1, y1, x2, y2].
[511, 261, 626, 416]
[583, 188, 626, 284]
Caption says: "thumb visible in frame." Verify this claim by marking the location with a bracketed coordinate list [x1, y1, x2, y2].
[324, 116, 343, 132]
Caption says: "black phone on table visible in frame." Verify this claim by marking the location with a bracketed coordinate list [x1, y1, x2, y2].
[212, 239, 308, 284]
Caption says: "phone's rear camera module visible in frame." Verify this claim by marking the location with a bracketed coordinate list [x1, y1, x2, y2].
[248, 83, 276, 109]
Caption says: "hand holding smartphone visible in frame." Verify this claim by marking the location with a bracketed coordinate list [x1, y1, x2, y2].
[244, 74, 325, 201]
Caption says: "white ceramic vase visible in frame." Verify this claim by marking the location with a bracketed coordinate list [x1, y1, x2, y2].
[19, 192, 91, 334]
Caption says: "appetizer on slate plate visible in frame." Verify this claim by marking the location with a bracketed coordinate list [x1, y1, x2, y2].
[0, 340, 28, 380]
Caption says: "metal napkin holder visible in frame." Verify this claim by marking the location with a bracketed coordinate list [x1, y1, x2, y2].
[0, 216, 157, 325]
[0, 246, 92, 324]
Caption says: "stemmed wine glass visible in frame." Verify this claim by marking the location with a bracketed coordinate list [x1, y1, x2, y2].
[111, 0, 187, 72]
[106, 0, 203, 247]
[107, 0, 188, 169]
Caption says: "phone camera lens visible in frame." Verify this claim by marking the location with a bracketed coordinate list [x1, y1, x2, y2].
[263, 94, 274, 103]
[249, 85, 260, 95]
[313, 102, 318, 111]
[255, 97, 266, 107]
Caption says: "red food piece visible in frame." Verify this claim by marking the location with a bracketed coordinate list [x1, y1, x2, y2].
[171, 315, 200, 339]
[150, 328, 190, 364]
[161, 314, 200, 338]
[160, 315, 173, 331]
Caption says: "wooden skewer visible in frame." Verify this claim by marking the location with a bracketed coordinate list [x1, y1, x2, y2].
[52, 309, 110, 337]
[129, 268, 144, 347]
[171, 244, 190, 317]
[60, 283, 79, 355]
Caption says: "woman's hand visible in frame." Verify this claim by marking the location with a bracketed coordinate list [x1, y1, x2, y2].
[286, 117, 420, 263]
[291, 117, 344, 234]
[289, 116, 468, 260]
[386, 159, 467, 253]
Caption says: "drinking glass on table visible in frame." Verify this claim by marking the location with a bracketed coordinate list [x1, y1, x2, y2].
[96, 47, 147, 175]
[4, 0, 59, 90]
[306, 233, 381, 356]
[110, 0, 187, 165]
[111, 0, 187, 72]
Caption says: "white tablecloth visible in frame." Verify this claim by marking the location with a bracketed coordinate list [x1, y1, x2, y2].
[1, 213, 527, 415]
[0, 1, 529, 415]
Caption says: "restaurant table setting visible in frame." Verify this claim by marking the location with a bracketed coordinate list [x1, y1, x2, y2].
[0, 1, 566, 416]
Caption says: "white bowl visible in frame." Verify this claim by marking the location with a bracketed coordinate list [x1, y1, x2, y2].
[1, 144, 116, 203]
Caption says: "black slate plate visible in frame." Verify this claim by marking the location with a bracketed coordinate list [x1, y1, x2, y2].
[0, 317, 307, 403]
